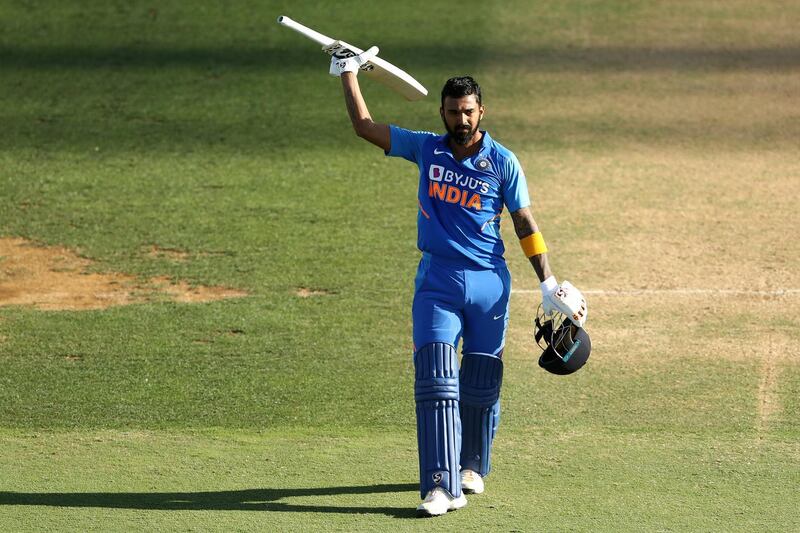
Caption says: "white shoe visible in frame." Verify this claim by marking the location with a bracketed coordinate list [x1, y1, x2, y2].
[416, 487, 467, 517]
[461, 469, 485, 494]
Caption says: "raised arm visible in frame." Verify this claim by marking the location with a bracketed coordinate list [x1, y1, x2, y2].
[339, 72, 391, 151]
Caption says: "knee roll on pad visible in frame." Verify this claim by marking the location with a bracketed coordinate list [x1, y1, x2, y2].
[459, 352, 503, 477]
[414, 342, 461, 498]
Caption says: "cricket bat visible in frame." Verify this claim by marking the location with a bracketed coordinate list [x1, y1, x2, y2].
[277, 16, 428, 101]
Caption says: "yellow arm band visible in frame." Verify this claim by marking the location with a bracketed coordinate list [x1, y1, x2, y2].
[520, 232, 548, 257]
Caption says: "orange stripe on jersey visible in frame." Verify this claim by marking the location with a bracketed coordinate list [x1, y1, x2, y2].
[418, 199, 431, 219]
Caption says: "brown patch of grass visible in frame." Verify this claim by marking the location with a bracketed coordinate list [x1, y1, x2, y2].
[757, 337, 780, 435]
[502, 149, 800, 295]
[0, 238, 247, 310]
[146, 245, 192, 262]
[487, 17, 800, 441]
[147, 276, 248, 303]
[295, 287, 332, 298]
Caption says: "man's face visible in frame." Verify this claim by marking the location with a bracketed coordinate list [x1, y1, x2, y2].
[440, 95, 484, 146]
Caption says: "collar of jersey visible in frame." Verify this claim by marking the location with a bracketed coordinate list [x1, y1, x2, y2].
[437, 130, 492, 160]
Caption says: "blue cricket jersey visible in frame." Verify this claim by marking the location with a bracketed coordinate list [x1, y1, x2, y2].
[386, 125, 531, 269]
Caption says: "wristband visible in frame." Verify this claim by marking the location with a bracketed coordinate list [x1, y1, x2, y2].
[520, 232, 548, 257]
[540, 275, 558, 294]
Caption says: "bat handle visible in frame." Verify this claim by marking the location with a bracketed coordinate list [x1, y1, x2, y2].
[277, 15, 335, 47]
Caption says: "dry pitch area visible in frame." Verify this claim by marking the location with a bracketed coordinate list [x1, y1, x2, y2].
[0, 237, 247, 310]
[490, 0, 800, 444]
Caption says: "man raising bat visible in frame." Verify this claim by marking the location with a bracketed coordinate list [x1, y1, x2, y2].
[331, 51, 587, 517]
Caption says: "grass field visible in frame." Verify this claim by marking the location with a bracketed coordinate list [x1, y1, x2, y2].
[1, 1, 798, 530]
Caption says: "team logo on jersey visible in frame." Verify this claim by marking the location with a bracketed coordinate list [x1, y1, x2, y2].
[428, 164, 445, 182]
[476, 157, 491, 170]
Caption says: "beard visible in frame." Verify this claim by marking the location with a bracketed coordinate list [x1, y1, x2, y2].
[444, 119, 481, 146]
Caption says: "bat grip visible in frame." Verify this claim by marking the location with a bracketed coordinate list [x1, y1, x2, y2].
[277, 15, 334, 47]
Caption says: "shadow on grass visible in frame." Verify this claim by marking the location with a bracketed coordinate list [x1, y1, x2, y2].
[3, 43, 798, 154]
[2, 44, 800, 71]
[0, 483, 420, 518]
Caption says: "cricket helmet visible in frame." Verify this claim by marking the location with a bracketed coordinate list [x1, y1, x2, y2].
[534, 305, 592, 375]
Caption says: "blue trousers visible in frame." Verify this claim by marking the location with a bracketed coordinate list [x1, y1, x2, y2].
[412, 254, 510, 497]
[412, 254, 511, 355]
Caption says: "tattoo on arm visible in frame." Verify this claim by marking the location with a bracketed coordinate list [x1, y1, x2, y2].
[510, 207, 539, 238]
[510, 207, 553, 283]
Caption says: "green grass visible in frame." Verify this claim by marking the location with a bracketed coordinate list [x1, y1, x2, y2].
[1, 0, 798, 530]
[1, 429, 795, 531]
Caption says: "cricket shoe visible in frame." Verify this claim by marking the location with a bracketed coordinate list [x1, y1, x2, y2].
[461, 469, 485, 494]
[416, 487, 467, 517]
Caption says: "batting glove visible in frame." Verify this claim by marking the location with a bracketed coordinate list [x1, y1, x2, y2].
[551, 280, 588, 327]
[326, 43, 379, 77]
[540, 275, 558, 317]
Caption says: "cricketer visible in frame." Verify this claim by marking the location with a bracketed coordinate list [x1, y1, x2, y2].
[330, 51, 586, 516]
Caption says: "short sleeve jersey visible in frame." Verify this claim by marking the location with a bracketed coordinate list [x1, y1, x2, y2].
[386, 125, 531, 269]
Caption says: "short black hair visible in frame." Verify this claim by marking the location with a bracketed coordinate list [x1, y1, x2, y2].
[441, 76, 482, 107]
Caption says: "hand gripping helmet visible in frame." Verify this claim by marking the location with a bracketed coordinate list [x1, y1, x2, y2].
[534, 305, 592, 375]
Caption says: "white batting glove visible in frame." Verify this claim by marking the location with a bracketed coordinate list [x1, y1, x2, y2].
[326, 43, 379, 77]
[540, 276, 558, 317]
[552, 280, 588, 327]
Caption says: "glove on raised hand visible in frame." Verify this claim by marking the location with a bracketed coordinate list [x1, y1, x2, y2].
[325, 42, 379, 77]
